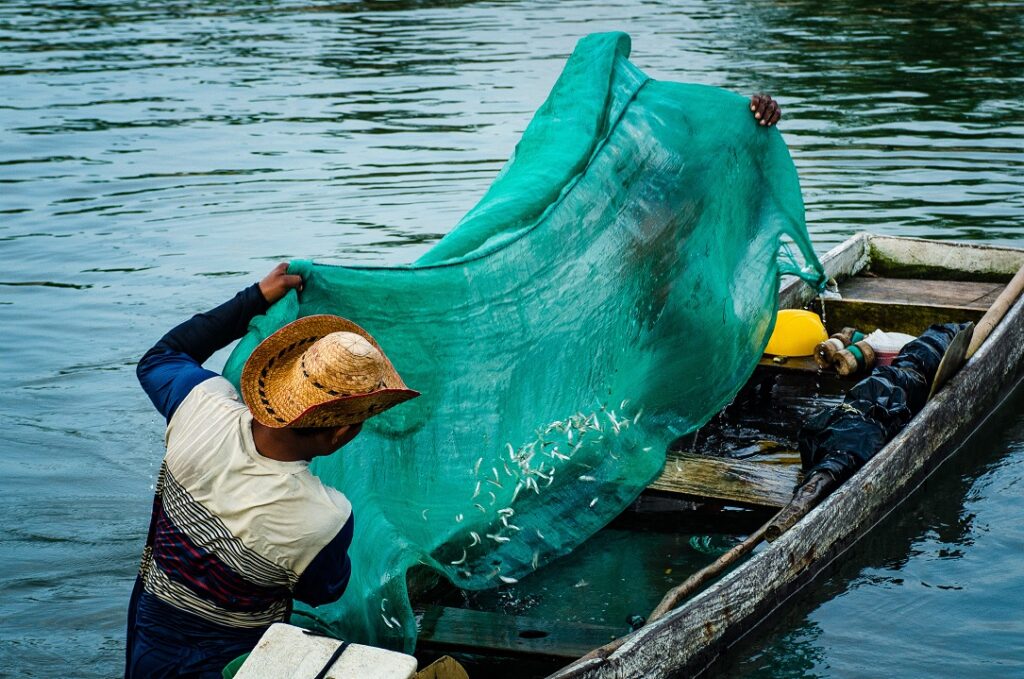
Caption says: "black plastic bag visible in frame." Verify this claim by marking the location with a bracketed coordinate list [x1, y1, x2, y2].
[800, 323, 968, 481]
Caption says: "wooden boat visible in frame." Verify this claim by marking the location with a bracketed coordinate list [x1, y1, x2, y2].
[412, 232, 1024, 678]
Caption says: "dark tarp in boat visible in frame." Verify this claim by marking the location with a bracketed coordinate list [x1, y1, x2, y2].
[800, 323, 970, 481]
[223, 32, 825, 651]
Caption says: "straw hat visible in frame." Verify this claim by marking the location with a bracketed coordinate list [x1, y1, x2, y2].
[241, 315, 419, 428]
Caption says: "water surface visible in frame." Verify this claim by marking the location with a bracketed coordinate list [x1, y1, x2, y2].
[1, 1, 1022, 676]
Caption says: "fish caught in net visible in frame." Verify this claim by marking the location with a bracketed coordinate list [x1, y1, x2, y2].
[223, 31, 824, 651]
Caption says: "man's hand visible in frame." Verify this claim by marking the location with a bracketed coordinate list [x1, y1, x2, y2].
[750, 94, 781, 127]
[259, 263, 303, 304]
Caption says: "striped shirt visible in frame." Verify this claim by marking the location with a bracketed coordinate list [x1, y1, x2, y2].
[127, 284, 354, 678]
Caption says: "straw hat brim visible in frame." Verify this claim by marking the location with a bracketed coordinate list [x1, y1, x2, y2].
[241, 314, 419, 429]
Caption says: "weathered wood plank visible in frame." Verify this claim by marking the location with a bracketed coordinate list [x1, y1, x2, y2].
[548, 243, 1024, 679]
[648, 452, 800, 510]
[869, 236, 1024, 282]
[816, 298, 985, 336]
[416, 606, 622, 661]
[840, 276, 1003, 310]
[756, 354, 821, 373]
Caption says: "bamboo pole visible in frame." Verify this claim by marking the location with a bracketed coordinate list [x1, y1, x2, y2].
[646, 472, 832, 624]
[967, 264, 1024, 358]
[647, 524, 770, 624]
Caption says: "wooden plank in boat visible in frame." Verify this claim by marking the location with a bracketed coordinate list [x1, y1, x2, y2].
[647, 452, 800, 510]
[816, 298, 985, 336]
[416, 606, 622, 661]
[839, 276, 1003, 309]
[756, 354, 824, 374]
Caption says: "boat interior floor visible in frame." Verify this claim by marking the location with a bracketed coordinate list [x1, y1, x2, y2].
[412, 349, 843, 672]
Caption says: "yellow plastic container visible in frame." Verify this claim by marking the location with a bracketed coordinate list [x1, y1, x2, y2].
[765, 309, 828, 357]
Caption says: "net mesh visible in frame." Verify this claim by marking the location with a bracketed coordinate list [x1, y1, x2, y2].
[223, 31, 823, 651]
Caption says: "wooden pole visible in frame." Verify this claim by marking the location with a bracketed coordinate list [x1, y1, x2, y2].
[967, 264, 1024, 358]
[647, 524, 770, 624]
[763, 472, 835, 542]
[646, 472, 833, 623]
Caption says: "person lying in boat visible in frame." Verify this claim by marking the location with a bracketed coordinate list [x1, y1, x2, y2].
[126, 264, 418, 679]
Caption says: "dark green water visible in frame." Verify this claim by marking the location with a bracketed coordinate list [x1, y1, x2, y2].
[1, 1, 1022, 676]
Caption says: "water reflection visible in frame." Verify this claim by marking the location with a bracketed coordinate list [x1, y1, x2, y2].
[0, 1, 1021, 677]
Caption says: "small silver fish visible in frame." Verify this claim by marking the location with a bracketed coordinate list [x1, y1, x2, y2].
[450, 549, 467, 566]
[498, 575, 518, 584]
[469, 531, 481, 546]
[486, 533, 511, 544]
[589, 497, 599, 508]
[455, 513, 464, 523]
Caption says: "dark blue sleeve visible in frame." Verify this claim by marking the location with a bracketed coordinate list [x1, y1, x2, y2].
[293, 514, 354, 607]
[137, 283, 269, 422]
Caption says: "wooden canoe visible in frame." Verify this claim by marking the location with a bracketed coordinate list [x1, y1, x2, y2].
[414, 233, 1024, 678]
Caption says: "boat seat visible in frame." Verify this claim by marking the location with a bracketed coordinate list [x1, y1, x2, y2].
[839, 276, 1004, 309]
[415, 606, 622, 661]
[814, 275, 998, 336]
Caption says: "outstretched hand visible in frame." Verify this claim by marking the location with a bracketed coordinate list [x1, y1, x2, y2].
[750, 94, 781, 127]
[259, 262, 303, 304]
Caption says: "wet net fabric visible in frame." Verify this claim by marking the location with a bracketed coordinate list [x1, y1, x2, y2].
[223, 32, 824, 651]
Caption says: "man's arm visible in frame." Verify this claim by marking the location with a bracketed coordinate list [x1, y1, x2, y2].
[137, 263, 302, 422]
[292, 514, 355, 607]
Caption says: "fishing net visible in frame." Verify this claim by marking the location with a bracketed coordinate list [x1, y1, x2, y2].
[223, 32, 824, 651]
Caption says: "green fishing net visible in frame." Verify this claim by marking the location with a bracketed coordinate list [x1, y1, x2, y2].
[223, 32, 824, 652]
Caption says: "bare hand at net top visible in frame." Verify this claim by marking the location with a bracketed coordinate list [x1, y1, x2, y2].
[750, 94, 781, 127]
[259, 262, 304, 304]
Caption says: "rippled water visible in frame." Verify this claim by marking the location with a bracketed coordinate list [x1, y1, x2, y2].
[1, 1, 1021, 676]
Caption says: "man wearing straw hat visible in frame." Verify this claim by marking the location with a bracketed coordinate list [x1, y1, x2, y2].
[125, 263, 418, 679]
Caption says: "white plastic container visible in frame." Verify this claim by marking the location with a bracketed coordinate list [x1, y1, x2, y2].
[234, 623, 418, 679]
[863, 330, 917, 366]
